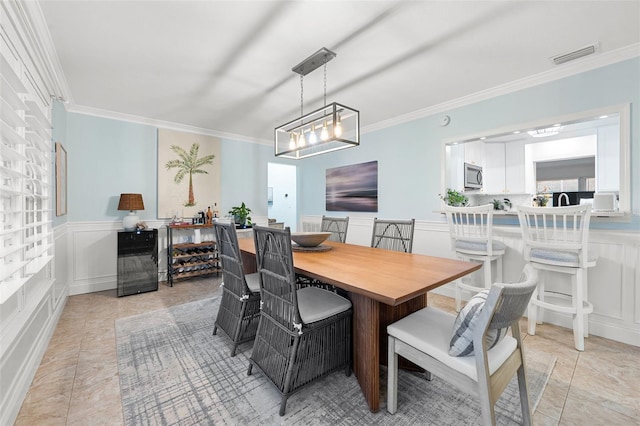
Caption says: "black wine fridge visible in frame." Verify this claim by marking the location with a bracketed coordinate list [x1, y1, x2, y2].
[117, 229, 158, 297]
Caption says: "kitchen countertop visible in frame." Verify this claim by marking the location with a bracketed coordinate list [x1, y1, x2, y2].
[436, 209, 627, 218]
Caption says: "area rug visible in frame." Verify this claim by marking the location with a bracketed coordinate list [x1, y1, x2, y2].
[116, 297, 555, 425]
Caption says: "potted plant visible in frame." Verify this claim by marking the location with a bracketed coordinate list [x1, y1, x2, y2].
[229, 202, 252, 227]
[440, 188, 469, 207]
[491, 199, 504, 210]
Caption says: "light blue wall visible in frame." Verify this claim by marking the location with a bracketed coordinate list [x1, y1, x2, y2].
[219, 137, 288, 219]
[52, 58, 639, 230]
[52, 109, 294, 223]
[63, 113, 158, 223]
[299, 57, 640, 229]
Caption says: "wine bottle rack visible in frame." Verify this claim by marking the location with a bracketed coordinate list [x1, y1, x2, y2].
[166, 224, 220, 286]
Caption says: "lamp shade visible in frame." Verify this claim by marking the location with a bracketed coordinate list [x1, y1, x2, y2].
[118, 193, 144, 211]
[118, 193, 144, 231]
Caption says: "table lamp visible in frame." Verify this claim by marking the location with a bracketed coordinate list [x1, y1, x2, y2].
[118, 193, 144, 231]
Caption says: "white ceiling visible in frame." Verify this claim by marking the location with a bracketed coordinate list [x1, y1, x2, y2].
[38, 1, 640, 143]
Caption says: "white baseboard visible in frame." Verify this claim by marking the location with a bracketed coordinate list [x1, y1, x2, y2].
[68, 277, 116, 296]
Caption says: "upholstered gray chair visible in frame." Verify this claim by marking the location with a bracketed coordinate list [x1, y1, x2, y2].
[387, 265, 538, 425]
[370, 218, 415, 253]
[444, 204, 506, 312]
[212, 221, 261, 356]
[321, 215, 349, 243]
[248, 225, 352, 416]
[517, 204, 596, 351]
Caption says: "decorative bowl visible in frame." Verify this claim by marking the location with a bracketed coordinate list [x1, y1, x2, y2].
[290, 232, 332, 248]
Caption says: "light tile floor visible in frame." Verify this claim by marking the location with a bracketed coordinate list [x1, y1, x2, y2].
[15, 277, 640, 425]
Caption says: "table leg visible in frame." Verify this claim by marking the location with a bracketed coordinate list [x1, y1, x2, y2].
[379, 294, 428, 367]
[241, 251, 257, 274]
[350, 292, 380, 412]
[349, 292, 428, 413]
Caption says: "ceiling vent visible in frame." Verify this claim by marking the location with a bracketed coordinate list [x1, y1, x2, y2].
[551, 43, 599, 65]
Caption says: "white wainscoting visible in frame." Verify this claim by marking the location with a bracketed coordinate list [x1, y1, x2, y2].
[64, 218, 267, 294]
[55, 218, 640, 347]
[0, 224, 68, 426]
[66, 221, 168, 294]
[300, 215, 640, 347]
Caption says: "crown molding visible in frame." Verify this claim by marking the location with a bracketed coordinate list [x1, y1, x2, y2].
[19, 0, 639, 144]
[68, 104, 273, 145]
[361, 43, 640, 135]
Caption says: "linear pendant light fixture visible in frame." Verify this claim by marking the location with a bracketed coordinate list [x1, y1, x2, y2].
[275, 47, 360, 159]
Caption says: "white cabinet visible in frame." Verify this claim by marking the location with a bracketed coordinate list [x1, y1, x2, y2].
[484, 143, 505, 193]
[505, 141, 525, 193]
[464, 141, 484, 167]
[446, 143, 465, 191]
[477, 141, 525, 194]
[447, 140, 525, 194]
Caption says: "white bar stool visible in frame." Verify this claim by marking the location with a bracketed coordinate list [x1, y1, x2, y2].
[444, 204, 506, 311]
[517, 204, 596, 351]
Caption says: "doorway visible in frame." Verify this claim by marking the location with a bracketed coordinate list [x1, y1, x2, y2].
[267, 163, 297, 231]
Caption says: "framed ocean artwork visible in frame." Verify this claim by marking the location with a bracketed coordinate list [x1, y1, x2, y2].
[326, 161, 378, 212]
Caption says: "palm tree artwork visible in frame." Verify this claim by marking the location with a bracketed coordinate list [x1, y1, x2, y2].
[165, 143, 215, 207]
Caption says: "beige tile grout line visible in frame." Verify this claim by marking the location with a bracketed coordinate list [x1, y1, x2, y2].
[65, 317, 85, 425]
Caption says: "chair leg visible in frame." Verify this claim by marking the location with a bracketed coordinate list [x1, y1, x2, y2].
[583, 270, 589, 338]
[483, 258, 492, 289]
[279, 395, 289, 416]
[516, 364, 532, 426]
[230, 301, 247, 357]
[477, 378, 496, 426]
[573, 270, 585, 351]
[247, 363, 253, 376]
[527, 285, 538, 336]
[537, 272, 545, 325]
[455, 280, 463, 312]
[212, 324, 218, 335]
[387, 336, 398, 414]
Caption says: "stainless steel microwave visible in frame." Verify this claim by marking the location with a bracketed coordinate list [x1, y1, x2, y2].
[464, 163, 483, 189]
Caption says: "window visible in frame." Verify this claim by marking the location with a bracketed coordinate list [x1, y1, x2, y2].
[537, 178, 596, 194]
[1, 43, 53, 301]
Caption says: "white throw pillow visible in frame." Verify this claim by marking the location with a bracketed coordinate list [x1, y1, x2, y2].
[449, 290, 507, 357]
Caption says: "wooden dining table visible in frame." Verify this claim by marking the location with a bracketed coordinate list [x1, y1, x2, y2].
[237, 237, 481, 413]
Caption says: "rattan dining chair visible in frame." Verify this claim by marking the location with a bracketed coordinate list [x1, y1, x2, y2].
[212, 221, 261, 356]
[248, 225, 352, 416]
[321, 215, 349, 243]
[387, 265, 538, 425]
[296, 216, 350, 292]
[444, 204, 506, 312]
[517, 204, 596, 351]
[370, 218, 415, 253]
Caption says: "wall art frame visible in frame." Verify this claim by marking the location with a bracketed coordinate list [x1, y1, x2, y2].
[55, 142, 67, 216]
[326, 160, 378, 212]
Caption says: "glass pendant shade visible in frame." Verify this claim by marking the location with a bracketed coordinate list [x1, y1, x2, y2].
[309, 125, 317, 144]
[334, 114, 343, 137]
[320, 121, 329, 140]
[275, 102, 359, 159]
